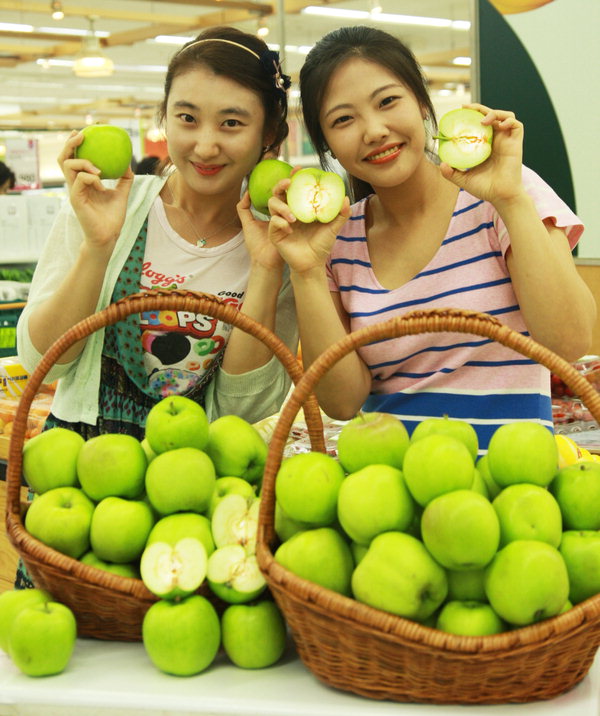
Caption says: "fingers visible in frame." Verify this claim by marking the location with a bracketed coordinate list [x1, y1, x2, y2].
[463, 103, 522, 131]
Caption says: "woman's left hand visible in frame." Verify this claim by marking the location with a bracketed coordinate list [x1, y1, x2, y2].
[439, 103, 526, 207]
[236, 191, 285, 271]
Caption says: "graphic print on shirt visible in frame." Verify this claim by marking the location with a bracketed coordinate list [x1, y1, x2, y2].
[140, 261, 244, 397]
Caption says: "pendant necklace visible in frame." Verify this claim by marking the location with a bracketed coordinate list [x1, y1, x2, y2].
[164, 179, 239, 247]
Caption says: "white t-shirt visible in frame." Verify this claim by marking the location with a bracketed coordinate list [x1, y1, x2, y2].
[139, 197, 250, 397]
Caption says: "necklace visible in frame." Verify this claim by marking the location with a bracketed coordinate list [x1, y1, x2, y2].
[164, 179, 240, 247]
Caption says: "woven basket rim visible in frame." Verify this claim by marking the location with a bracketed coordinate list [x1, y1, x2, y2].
[4, 289, 322, 628]
[256, 307, 600, 656]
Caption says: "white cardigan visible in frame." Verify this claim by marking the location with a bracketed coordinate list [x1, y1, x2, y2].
[17, 174, 298, 426]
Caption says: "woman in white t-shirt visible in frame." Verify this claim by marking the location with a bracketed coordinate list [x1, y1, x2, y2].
[18, 25, 297, 440]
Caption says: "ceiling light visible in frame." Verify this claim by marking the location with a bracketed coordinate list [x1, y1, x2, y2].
[301, 7, 470, 29]
[370, 0, 383, 15]
[257, 17, 269, 38]
[452, 56, 472, 66]
[51, 1, 64, 21]
[73, 17, 114, 78]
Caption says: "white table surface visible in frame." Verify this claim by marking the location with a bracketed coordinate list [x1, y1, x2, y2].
[0, 639, 599, 716]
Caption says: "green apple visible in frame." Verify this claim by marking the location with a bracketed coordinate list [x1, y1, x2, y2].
[0, 589, 52, 653]
[275, 451, 345, 526]
[22, 427, 85, 494]
[410, 415, 479, 461]
[142, 595, 220, 676]
[140, 537, 207, 599]
[470, 468, 489, 498]
[90, 496, 155, 563]
[75, 124, 133, 179]
[402, 433, 474, 507]
[350, 541, 369, 566]
[221, 600, 287, 669]
[248, 158, 293, 214]
[436, 600, 505, 636]
[551, 461, 600, 530]
[492, 483, 562, 548]
[24, 486, 95, 559]
[208, 476, 256, 519]
[77, 433, 146, 501]
[286, 167, 346, 223]
[140, 438, 157, 465]
[275, 502, 311, 542]
[486, 422, 558, 488]
[421, 489, 500, 570]
[336, 411, 410, 473]
[146, 512, 215, 558]
[144, 395, 209, 454]
[559, 530, 600, 604]
[484, 540, 569, 625]
[205, 415, 268, 485]
[274, 527, 354, 596]
[80, 552, 139, 579]
[446, 568, 487, 602]
[8, 601, 77, 677]
[336, 464, 415, 545]
[352, 531, 448, 620]
[476, 454, 502, 499]
[145, 447, 216, 516]
[206, 544, 266, 603]
[211, 493, 260, 554]
[435, 108, 493, 170]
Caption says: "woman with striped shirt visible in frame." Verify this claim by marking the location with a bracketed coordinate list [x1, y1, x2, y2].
[268, 26, 595, 453]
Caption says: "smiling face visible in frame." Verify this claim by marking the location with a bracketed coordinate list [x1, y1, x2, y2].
[320, 57, 429, 192]
[164, 66, 268, 200]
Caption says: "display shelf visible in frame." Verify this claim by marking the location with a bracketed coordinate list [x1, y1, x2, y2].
[0, 639, 598, 716]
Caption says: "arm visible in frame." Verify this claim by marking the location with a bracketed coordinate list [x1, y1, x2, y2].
[25, 130, 134, 363]
[268, 185, 371, 420]
[441, 104, 595, 362]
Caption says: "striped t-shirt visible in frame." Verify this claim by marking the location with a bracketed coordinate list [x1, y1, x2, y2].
[326, 166, 583, 453]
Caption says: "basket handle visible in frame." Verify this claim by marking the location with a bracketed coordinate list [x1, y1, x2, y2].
[257, 307, 600, 550]
[6, 289, 325, 524]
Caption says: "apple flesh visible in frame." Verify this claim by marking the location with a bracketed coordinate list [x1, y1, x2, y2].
[435, 108, 493, 170]
[248, 158, 293, 214]
[208, 476, 256, 520]
[140, 537, 207, 599]
[75, 124, 133, 179]
[286, 168, 346, 223]
[8, 601, 77, 677]
[206, 544, 266, 603]
[142, 595, 220, 676]
[211, 493, 260, 554]
[221, 600, 287, 669]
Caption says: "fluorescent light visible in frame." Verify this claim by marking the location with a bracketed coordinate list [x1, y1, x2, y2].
[452, 56, 472, 66]
[37, 26, 110, 37]
[0, 23, 34, 32]
[301, 7, 470, 29]
[73, 55, 114, 78]
[152, 35, 192, 45]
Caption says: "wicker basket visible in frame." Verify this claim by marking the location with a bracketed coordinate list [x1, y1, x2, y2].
[5, 289, 324, 642]
[256, 307, 600, 705]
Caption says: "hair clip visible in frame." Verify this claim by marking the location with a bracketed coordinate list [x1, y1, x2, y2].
[259, 49, 292, 101]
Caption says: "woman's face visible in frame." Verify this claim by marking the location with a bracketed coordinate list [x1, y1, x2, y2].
[319, 57, 428, 191]
[164, 66, 268, 197]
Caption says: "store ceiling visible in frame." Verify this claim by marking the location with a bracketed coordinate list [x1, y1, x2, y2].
[0, 0, 472, 130]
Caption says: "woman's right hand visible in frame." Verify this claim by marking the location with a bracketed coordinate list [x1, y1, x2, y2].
[267, 175, 350, 276]
[59, 130, 134, 249]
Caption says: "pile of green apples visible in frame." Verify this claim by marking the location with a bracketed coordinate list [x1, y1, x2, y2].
[273, 412, 600, 636]
[11, 395, 287, 677]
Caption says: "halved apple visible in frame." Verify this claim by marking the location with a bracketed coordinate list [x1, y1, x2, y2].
[286, 168, 346, 223]
[140, 537, 207, 599]
[435, 108, 493, 170]
[211, 493, 260, 555]
[206, 544, 266, 603]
